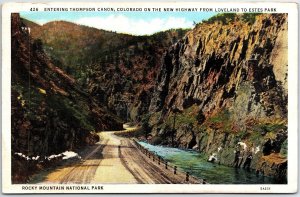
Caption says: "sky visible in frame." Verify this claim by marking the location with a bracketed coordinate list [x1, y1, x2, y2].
[20, 11, 216, 35]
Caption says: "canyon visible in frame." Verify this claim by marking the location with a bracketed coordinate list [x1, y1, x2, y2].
[12, 13, 288, 183]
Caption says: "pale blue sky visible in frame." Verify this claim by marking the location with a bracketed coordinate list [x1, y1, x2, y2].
[20, 11, 216, 35]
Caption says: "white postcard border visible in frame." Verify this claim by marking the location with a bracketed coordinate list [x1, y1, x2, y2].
[1, 2, 298, 193]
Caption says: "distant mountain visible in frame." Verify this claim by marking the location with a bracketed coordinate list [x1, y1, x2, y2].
[22, 20, 130, 77]
[23, 18, 189, 121]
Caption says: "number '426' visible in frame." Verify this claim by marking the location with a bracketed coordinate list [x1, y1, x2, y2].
[30, 8, 38, 11]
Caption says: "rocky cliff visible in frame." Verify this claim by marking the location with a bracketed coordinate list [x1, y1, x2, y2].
[147, 14, 288, 181]
[11, 13, 123, 182]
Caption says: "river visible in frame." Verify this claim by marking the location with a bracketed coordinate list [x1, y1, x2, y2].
[138, 141, 283, 184]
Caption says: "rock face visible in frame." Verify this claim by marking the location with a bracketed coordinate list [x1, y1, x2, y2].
[11, 13, 123, 182]
[148, 14, 288, 179]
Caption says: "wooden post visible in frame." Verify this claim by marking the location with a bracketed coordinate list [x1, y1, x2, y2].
[158, 157, 160, 165]
[165, 161, 168, 169]
[186, 172, 189, 182]
[148, 151, 150, 158]
[174, 166, 177, 174]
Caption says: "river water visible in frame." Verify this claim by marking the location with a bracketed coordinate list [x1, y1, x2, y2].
[138, 141, 282, 184]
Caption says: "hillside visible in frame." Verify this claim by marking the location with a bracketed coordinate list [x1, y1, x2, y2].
[23, 18, 188, 121]
[12, 14, 123, 183]
[22, 20, 134, 78]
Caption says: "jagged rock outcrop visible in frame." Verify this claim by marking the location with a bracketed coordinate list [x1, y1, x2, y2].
[148, 14, 288, 180]
[11, 14, 123, 183]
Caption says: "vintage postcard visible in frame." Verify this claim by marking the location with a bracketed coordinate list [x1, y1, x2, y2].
[1, 1, 298, 193]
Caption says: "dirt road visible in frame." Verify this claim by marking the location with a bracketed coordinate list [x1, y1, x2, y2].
[31, 131, 202, 184]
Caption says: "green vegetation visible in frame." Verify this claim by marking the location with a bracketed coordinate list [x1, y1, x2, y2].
[12, 84, 45, 119]
[12, 83, 95, 132]
[253, 123, 286, 138]
[280, 139, 287, 157]
[140, 113, 152, 137]
[47, 95, 95, 131]
[209, 109, 230, 123]
[149, 112, 161, 125]
[241, 13, 262, 24]
[151, 136, 163, 145]
[248, 122, 286, 142]
[165, 105, 198, 128]
[206, 109, 232, 133]
[151, 28, 190, 44]
[236, 130, 249, 140]
[248, 130, 262, 142]
[203, 13, 237, 24]
[202, 13, 261, 25]
[114, 127, 143, 138]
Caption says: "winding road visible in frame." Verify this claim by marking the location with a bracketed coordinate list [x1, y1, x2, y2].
[31, 131, 202, 184]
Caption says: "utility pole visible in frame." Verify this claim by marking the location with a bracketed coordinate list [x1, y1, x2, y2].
[27, 27, 31, 156]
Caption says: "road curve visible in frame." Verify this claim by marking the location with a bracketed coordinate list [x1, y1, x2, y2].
[31, 131, 202, 184]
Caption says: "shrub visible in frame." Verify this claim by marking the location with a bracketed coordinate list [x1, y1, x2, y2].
[151, 136, 163, 145]
[202, 13, 261, 26]
[203, 13, 237, 25]
[241, 13, 261, 24]
[280, 139, 287, 157]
